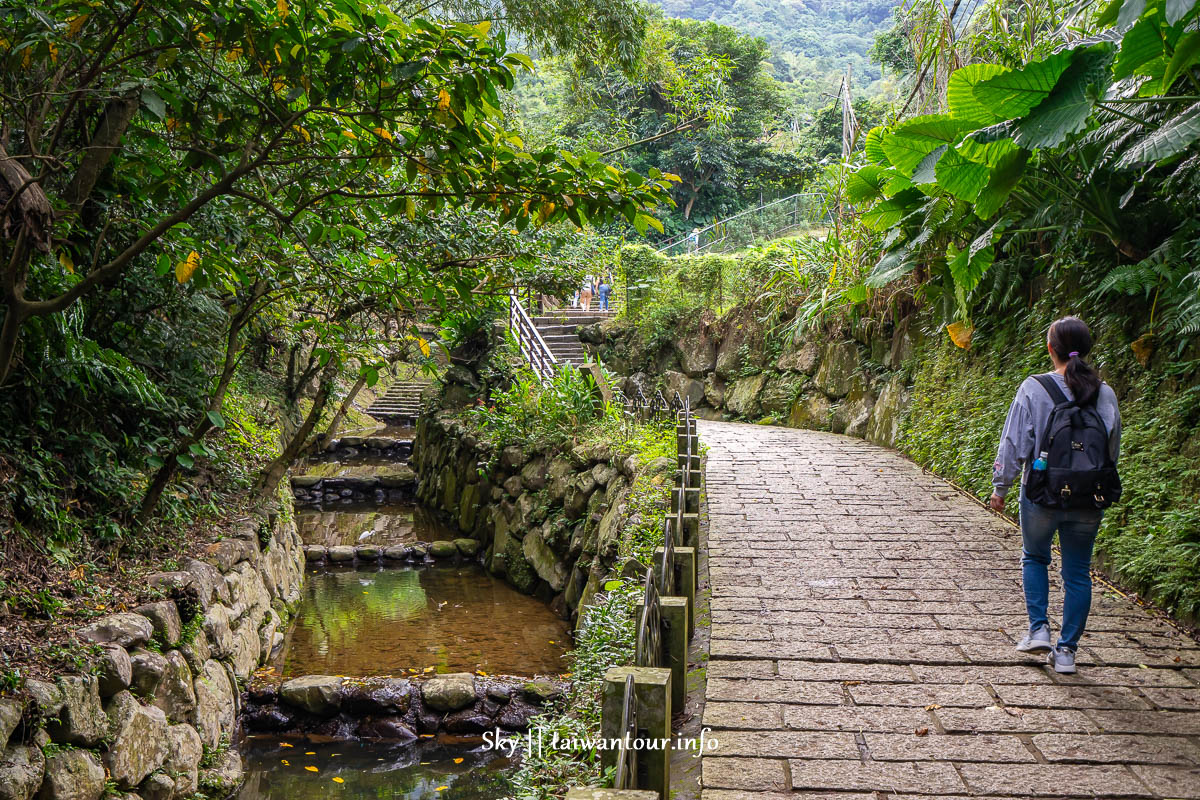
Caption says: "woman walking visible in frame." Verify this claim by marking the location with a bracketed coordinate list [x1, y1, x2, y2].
[579, 275, 595, 311]
[989, 316, 1121, 674]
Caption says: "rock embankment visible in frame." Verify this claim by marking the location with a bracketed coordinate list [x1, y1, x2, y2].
[0, 510, 305, 800]
[242, 673, 562, 741]
[413, 413, 673, 623]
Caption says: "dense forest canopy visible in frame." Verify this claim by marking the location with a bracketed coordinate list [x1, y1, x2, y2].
[650, 0, 901, 105]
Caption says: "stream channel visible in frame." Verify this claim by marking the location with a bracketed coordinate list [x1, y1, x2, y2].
[236, 424, 570, 799]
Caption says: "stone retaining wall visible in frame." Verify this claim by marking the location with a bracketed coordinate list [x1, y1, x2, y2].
[412, 412, 671, 623]
[585, 311, 919, 449]
[0, 508, 306, 800]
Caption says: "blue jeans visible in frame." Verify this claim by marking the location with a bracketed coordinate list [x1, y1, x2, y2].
[599, 294, 610, 310]
[1019, 492, 1103, 651]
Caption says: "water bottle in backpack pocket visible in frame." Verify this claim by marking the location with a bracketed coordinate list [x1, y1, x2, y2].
[1024, 374, 1121, 510]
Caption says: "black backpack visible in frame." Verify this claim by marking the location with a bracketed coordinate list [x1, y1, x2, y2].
[1025, 374, 1121, 510]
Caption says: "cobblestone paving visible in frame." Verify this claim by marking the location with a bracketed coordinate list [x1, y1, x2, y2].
[698, 420, 1200, 799]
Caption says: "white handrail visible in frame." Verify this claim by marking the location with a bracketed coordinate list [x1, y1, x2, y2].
[508, 293, 558, 383]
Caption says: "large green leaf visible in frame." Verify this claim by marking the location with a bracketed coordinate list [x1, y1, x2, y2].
[881, 115, 975, 174]
[863, 127, 888, 165]
[974, 148, 1030, 218]
[936, 148, 992, 202]
[911, 145, 947, 185]
[866, 247, 918, 287]
[1162, 30, 1200, 90]
[860, 189, 925, 231]
[1115, 100, 1200, 166]
[1113, 15, 1165, 79]
[947, 64, 1008, 125]
[947, 241, 995, 294]
[958, 137, 1018, 167]
[845, 165, 890, 203]
[1118, 0, 1148, 29]
[973, 49, 1075, 120]
[1016, 45, 1115, 148]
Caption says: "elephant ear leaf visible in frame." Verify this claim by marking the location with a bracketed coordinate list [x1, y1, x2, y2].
[866, 246, 917, 288]
[845, 165, 891, 203]
[947, 63, 1008, 125]
[972, 49, 1075, 120]
[881, 115, 974, 175]
[1115, 100, 1200, 167]
[974, 148, 1029, 219]
[1016, 44, 1115, 149]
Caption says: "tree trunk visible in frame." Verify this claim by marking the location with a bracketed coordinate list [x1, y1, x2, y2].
[320, 374, 368, 450]
[257, 360, 339, 498]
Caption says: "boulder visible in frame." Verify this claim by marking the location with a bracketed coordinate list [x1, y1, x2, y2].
[522, 680, 563, 704]
[662, 371, 705, 409]
[831, 387, 877, 439]
[759, 374, 803, 417]
[37, 748, 104, 800]
[788, 393, 832, 430]
[421, 673, 475, 712]
[135, 773, 174, 800]
[178, 629, 211, 675]
[133, 601, 182, 648]
[192, 660, 235, 750]
[129, 649, 168, 699]
[703, 374, 727, 408]
[776, 341, 822, 374]
[0, 745, 45, 800]
[725, 373, 768, 417]
[563, 474, 597, 520]
[279, 675, 344, 715]
[77, 614, 153, 649]
[164, 724, 202, 797]
[499, 446, 527, 471]
[591, 463, 616, 487]
[182, 559, 224, 607]
[303, 545, 326, 562]
[202, 604, 234, 658]
[429, 540, 458, 559]
[502, 475, 522, 497]
[152, 651, 196, 723]
[197, 749, 242, 797]
[45, 675, 107, 747]
[104, 691, 169, 788]
[0, 697, 24, 750]
[673, 330, 717, 376]
[355, 544, 380, 560]
[867, 374, 909, 448]
[813, 341, 861, 398]
[96, 645, 132, 697]
[519, 458, 547, 491]
[23, 680, 63, 721]
[383, 545, 410, 560]
[522, 531, 567, 592]
[327, 545, 355, 562]
[454, 538, 480, 557]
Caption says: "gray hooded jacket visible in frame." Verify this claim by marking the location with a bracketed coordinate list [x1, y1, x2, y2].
[992, 372, 1121, 498]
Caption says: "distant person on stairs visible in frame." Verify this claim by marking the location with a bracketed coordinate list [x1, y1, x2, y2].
[579, 275, 595, 311]
[989, 316, 1121, 674]
[597, 277, 612, 311]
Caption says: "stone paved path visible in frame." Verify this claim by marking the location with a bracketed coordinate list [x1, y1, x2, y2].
[698, 420, 1200, 799]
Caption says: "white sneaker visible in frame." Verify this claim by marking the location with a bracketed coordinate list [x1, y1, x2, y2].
[1048, 646, 1077, 674]
[1016, 625, 1053, 653]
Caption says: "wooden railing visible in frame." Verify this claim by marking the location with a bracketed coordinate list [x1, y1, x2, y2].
[508, 291, 558, 383]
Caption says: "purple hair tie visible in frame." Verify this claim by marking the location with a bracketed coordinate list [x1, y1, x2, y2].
[1068, 351, 1080, 358]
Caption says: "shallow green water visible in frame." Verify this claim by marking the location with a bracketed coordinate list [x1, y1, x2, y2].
[275, 563, 571, 677]
[236, 736, 512, 800]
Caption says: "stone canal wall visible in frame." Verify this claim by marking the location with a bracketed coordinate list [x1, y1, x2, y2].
[413, 412, 671, 623]
[0, 508, 306, 800]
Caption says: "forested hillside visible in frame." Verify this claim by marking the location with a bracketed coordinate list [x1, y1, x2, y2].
[650, 0, 899, 103]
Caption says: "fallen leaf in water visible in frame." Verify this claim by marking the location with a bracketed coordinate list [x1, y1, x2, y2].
[915, 727, 929, 736]
[549, 640, 555, 644]
[281, 759, 290, 765]
[924, 704, 942, 711]
[305, 766, 318, 772]
[453, 757, 464, 764]
[420, 734, 434, 738]
[280, 743, 294, 748]
[305, 751, 315, 755]
[436, 787, 448, 792]
[332, 777, 344, 784]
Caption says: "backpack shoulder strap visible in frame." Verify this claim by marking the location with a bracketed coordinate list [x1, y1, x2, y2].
[1032, 373, 1072, 407]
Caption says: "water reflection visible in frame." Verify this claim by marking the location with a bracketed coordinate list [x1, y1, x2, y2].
[275, 564, 571, 677]
[236, 736, 511, 800]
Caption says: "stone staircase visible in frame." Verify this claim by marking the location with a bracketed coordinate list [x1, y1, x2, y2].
[366, 378, 429, 423]
[531, 308, 614, 366]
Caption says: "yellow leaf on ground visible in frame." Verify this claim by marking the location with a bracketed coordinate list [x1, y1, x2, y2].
[453, 757, 463, 764]
[175, 251, 200, 283]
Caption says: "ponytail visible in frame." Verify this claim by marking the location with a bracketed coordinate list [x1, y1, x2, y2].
[1048, 316, 1101, 406]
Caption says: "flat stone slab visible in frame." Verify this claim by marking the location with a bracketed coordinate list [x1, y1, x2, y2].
[697, 420, 1200, 799]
